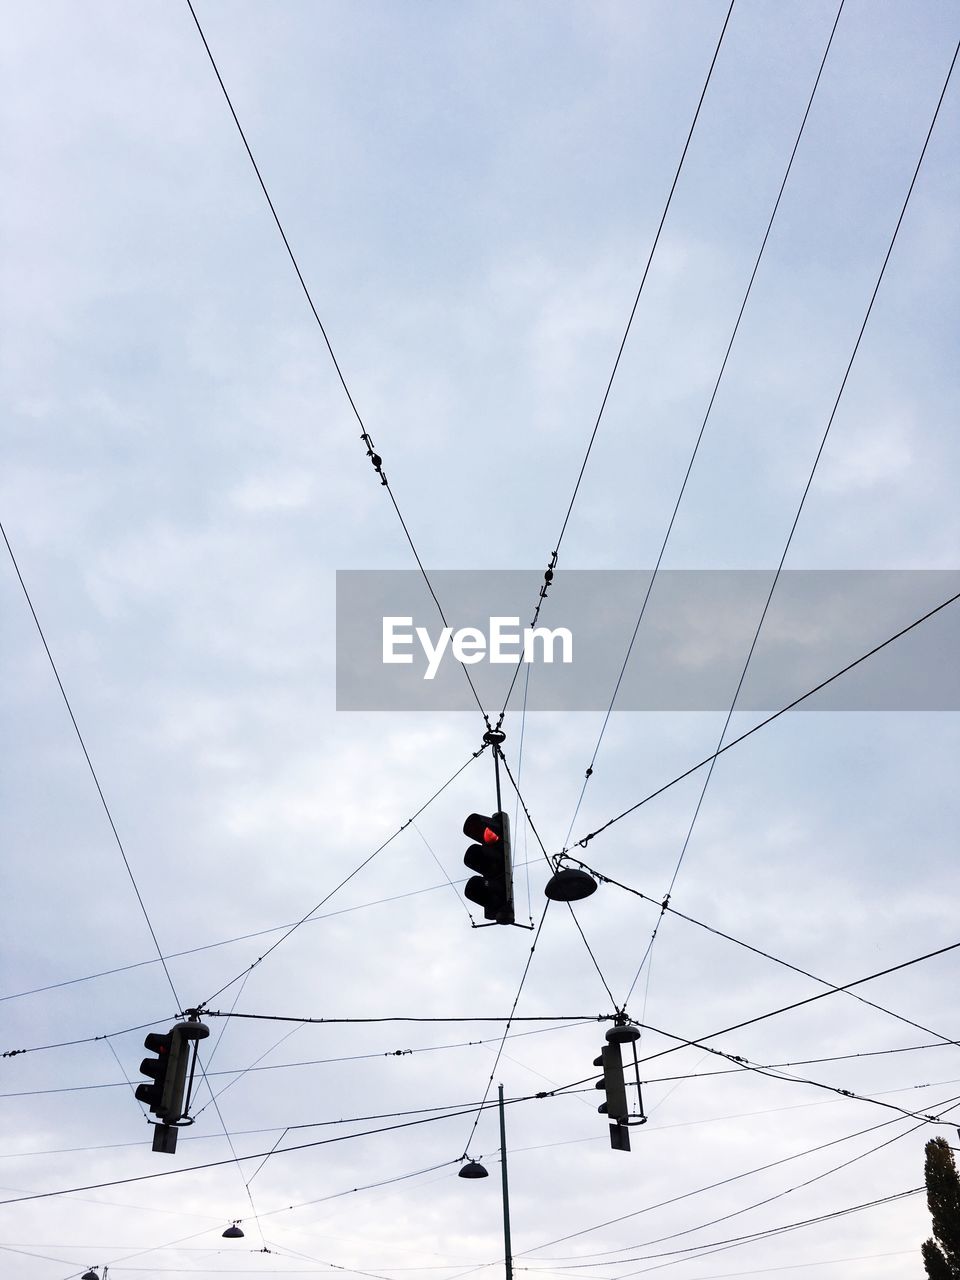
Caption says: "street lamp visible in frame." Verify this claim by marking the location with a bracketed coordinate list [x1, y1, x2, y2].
[461, 1084, 513, 1280]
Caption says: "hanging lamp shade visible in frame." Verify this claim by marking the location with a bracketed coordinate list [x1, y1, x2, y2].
[606, 1024, 640, 1045]
[82, 1271, 99, 1280]
[458, 1159, 489, 1179]
[222, 1223, 245, 1238]
[544, 867, 598, 902]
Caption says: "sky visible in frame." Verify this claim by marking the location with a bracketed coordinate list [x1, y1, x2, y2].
[1, 1, 959, 1277]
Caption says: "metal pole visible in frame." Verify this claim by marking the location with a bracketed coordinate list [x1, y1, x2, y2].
[498, 1083, 513, 1280]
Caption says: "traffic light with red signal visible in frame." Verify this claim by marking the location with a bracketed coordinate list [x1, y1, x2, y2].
[463, 811, 514, 925]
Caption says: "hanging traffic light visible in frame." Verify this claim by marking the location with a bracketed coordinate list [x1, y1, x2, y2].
[136, 1030, 179, 1119]
[135, 1020, 210, 1145]
[595, 1023, 644, 1152]
[463, 811, 514, 925]
[595, 1043, 629, 1120]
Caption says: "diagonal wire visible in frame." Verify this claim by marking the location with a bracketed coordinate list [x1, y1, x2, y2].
[563, 0, 846, 846]
[497, 0, 736, 724]
[571, 860, 960, 1049]
[185, 0, 492, 728]
[461, 902, 552, 1157]
[104, 1034, 150, 1120]
[571, 586, 960, 852]
[411, 818, 475, 923]
[623, 31, 960, 1008]
[498, 750, 618, 1006]
[202, 743, 487, 1003]
[1, 519, 181, 1010]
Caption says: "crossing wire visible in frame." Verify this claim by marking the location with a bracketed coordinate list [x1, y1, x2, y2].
[566, 858, 960, 1049]
[200, 742, 488, 1004]
[620, 31, 960, 1009]
[496, 0, 736, 725]
[570, 586, 960, 852]
[563, 0, 846, 845]
[515, 1090, 960, 1256]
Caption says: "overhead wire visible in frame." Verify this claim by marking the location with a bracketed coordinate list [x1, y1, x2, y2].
[620, 30, 960, 1008]
[521, 1187, 923, 1274]
[498, 748, 620, 1009]
[0, 519, 181, 1012]
[460, 901, 553, 1157]
[0, 1018, 600, 1104]
[567, 858, 960, 1048]
[515, 1089, 960, 1256]
[0, 1079, 589, 1207]
[497, 0, 736, 725]
[563, 0, 846, 845]
[200, 742, 488, 1004]
[629, 937, 960, 1072]
[184, 0, 493, 728]
[570, 585, 960, 852]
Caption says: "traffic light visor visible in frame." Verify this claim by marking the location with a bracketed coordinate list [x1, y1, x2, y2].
[463, 813, 500, 845]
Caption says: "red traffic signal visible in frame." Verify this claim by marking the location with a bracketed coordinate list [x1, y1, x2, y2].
[463, 811, 514, 925]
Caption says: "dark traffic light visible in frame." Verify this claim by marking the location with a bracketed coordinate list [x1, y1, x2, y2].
[136, 1030, 177, 1118]
[595, 1043, 629, 1118]
[136, 1021, 209, 1126]
[463, 811, 514, 925]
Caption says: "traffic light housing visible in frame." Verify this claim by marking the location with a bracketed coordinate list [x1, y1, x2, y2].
[595, 1041, 630, 1151]
[463, 811, 514, 924]
[136, 1030, 177, 1118]
[136, 1021, 208, 1125]
[594, 1043, 629, 1121]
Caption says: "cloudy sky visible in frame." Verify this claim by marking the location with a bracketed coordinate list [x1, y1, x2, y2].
[2, 1, 959, 1277]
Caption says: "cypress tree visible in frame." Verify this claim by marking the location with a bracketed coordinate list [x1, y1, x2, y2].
[922, 1137, 960, 1279]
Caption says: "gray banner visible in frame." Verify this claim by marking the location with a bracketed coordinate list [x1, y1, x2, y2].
[335, 570, 960, 712]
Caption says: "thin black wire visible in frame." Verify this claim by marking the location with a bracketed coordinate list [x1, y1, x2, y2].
[496, 749, 555, 873]
[184, 0, 492, 729]
[632, 938, 960, 1072]
[563, 0, 846, 845]
[622, 33, 960, 1008]
[202, 743, 487, 1004]
[202, 1010, 609, 1025]
[2, 1010, 605, 1065]
[570, 858, 960, 1049]
[523, 1187, 922, 1272]
[572, 586, 960, 852]
[258, 1159, 461, 1218]
[516, 1090, 960, 1256]
[191, 1017, 304, 1119]
[0, 1081, 578, 1207]
[497, 1, 736, 724]
[411, 818, 475, 923]
[0, 1019, 598, 1101]
[497, 749, 620, 1008]
[1, 844, 533, 1008]
[0, 519, 181, 1011]
[2, 1017, 178, 1060]
[461, 902, 552, 1156]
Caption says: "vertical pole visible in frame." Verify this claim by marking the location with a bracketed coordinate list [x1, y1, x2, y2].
[498, 1083, 513, 1280]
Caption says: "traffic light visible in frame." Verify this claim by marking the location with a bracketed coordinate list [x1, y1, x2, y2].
[595, 1040, 631, 1152]
[594, 1043, 629, 1121]
[136, 1028, 187, 1123]
[463, 811, 514, 924]
[595, 1024, 644, 1152]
